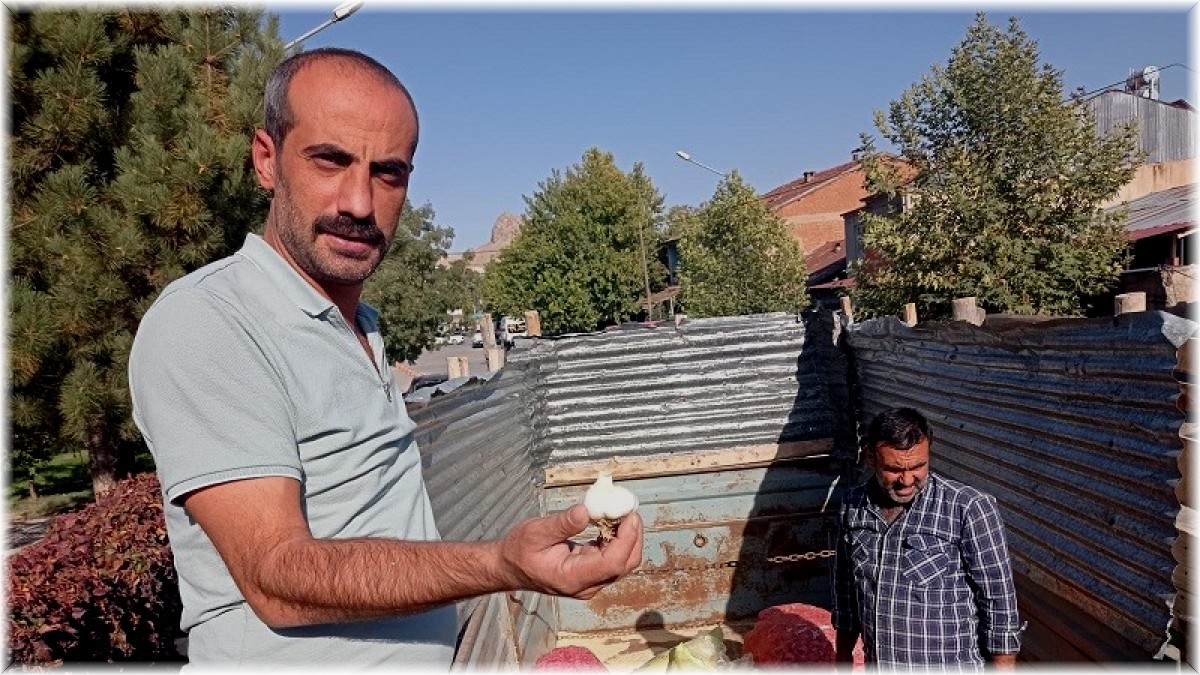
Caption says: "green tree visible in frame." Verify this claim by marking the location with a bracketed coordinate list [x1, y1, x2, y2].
[675, 172, 809, 317]
[436, 257, 485, 322]
[9, 8, 279, 495]
[483, 148, 666, 334]
[850, 14, 1140, 320]
[363, 202, 474, 363]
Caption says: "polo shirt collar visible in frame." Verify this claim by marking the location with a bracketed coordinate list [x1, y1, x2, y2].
[236, 233, 337, 318]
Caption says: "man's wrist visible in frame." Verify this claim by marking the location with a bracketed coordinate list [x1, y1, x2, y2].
[485, 537, 526, 592]
[990, 652, 1018, 669]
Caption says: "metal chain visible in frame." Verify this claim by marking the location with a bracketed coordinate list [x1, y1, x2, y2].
[633, 550, 835, 575]
[766, 549, 836, 563]
[634, 560, 738, 575]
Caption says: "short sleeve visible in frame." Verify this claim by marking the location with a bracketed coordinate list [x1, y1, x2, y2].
[129, 288, 301, 505]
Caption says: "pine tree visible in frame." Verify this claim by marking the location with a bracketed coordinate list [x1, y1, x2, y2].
[482, 148, 666, 334]
[675, 173, 810, 317]
[851, 14, 1140, 320]
[9, 8, 279, 495]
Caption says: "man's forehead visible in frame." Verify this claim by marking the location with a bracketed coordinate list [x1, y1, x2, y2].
[285, 63, 416, 153]
[296, 70, 391, 102]
[289, 59, 413, 119]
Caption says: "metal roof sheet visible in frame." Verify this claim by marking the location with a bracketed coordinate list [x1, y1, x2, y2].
[1108, 183, 1196, 240]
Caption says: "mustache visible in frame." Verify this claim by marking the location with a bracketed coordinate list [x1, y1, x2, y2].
[314, 214, 386, 246]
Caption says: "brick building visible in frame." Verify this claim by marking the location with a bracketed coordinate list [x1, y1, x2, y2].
[761, 159, 878, 256]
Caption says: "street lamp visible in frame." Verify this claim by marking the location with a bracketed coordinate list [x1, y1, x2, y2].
[284, 0, 366, 52]
[675, 150, 727, 178]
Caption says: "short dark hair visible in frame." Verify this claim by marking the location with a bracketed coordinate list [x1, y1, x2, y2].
[865, 407, 930, 454]
[263, 47, 418, 150]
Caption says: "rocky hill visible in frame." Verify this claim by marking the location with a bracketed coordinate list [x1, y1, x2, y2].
[442, 212, 524, 274]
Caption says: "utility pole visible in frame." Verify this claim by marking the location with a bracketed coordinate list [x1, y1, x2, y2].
[638, 218, 654, 321]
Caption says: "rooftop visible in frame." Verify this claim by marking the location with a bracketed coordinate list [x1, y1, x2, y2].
[1109, 183, 1196, 241]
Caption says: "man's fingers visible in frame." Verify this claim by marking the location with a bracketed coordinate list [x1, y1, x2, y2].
[572, 570, 625, 600]
[571, 582, 609, 600]
[510, 505, 644, 599]
[604, 511, 643, 571]
[536, 504, 590, 547]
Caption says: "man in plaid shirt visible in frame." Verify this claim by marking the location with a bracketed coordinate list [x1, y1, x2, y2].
[833, 408, 1022, 670]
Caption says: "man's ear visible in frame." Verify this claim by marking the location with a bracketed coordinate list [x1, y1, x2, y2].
[251, 129, 278, 191]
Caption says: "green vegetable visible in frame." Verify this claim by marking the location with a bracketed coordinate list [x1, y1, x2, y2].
[635, 628, 727, 672]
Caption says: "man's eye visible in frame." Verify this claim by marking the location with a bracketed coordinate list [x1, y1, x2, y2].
[376, 167, 409, 185]
[311, 154, 349, 169]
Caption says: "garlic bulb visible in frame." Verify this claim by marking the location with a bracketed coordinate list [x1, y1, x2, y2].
[582, 472, 638, 541]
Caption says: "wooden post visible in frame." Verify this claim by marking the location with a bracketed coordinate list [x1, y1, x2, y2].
[1115, 292, 1147, 315]
[952, 296, 985, 326]
[486, 346, 506, 372]
[902, 303, 918, 327]
[481, 313, 497, 348]
[446, 356, 469, 379]
[839, 296, 854, 324]
[524, 310, 542, 337]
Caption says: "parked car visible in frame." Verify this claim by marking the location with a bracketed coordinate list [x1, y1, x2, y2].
[472, 331, 484, 348]
[446, 333, 465, 345]
[500, 316, 527, 347]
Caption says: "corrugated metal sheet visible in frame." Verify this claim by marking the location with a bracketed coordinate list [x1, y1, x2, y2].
[510, 312, 854, 473]
[404, 308, 1195, 666]
[1086, 91, 1195, 164]
[404, 369, 546, 665]
[407, 370, 539, 544]
[846, 311, 1198, 661]
[1173, 337, 1195, 667]
[545, 463, 843, 635]
[405, 311, 853, 667]
[1108, 183, 1196, 240]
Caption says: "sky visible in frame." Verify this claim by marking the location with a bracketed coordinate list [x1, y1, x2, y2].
[273, 2, 1195, 252]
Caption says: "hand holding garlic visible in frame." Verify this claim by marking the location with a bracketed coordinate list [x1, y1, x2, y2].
[582, 472, 639, 542]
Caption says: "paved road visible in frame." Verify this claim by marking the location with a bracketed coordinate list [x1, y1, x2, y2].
[413, 341, 488, 376]
[395, 341, 490, 390]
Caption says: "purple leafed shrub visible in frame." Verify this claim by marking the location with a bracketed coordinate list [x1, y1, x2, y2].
[7, 472, 183, 665]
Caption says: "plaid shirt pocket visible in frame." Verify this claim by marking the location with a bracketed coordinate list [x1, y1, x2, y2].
[901, 533, 952, 585]
[848, 527, 880, 579]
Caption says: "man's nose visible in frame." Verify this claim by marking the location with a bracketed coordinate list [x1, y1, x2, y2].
[337, 167, 373, 220]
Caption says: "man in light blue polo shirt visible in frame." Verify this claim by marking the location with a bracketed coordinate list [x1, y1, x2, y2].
[129, 47, 642, 669]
